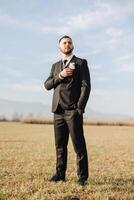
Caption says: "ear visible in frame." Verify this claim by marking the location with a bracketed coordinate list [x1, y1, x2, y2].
[58, 42, 62, 49]
[72, 45, 74, 51]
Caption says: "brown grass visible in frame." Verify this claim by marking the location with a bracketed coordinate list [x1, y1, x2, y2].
[22, 117, 53, 124]
[22, 117, 134, 126]
[0, 122, 134, 200]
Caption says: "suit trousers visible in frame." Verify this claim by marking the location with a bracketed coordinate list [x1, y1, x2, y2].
[54, 106, 89, 180]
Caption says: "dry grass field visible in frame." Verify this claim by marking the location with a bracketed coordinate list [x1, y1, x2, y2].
[0, 122, 134, 200]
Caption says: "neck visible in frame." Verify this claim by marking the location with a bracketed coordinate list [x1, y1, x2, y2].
[62, 53, 72, 59]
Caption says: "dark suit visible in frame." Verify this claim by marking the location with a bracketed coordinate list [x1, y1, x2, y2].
[44, 55, 91, 180]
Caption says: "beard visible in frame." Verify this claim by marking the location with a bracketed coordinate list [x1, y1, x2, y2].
[60, 46, 74, 55]
[65, 47, 74, 55]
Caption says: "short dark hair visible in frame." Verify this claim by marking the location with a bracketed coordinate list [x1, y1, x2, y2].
[59, 35, 72, 43]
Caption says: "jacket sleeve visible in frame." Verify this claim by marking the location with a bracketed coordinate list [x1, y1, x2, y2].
[44, 64, 62, 90]
[77, 59, 91, 111]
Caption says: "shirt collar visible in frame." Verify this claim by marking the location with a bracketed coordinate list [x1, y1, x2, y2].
[62, 54, 74, 62]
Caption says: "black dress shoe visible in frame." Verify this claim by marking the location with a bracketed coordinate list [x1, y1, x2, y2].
[78, 178, 87, 186]
[49, 173, 65, 182]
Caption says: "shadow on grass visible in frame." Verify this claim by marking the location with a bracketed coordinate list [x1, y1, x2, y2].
[63, 197, 80, 200]
[89, 176, 134, 191]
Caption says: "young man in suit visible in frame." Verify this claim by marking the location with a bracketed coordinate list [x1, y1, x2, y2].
[44, 35, 91, 185]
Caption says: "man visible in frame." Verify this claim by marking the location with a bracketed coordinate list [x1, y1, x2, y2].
[44, 35, 91, 186]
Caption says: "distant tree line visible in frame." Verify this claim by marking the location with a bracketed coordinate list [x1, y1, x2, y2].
[1, 113, 134, 126]
[0, 113, 34, 122]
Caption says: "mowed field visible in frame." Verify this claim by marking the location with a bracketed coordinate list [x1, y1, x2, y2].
[0, 122, 134, 200]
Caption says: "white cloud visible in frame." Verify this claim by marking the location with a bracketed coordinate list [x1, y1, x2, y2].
[91, 88, 106, 96]
[0, 83, 50, 103]
[0, 0, 134, 116]
[95, 0, 134, 18]
[91, 64, 102, 70]
[121, 61, 134, 72]
[118, 54, 134, 62]
[89, 49, 101, 56]
[12, 83, 42, 92]
[116, 54, 134, 73]
[1, 1, 134, 34]
[106, 27, 123, 38]
[0, 65, 21, 77]
[89, 87, 134, 116]
[91, 72, 110, 83]
[64, 0, 134, 32]
[41, 25, 70, 35]
[0, 14, 33, 29]
[0, 14, 18, 25]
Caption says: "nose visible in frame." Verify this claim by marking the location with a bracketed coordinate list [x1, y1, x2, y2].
[66, 43, 71, 47]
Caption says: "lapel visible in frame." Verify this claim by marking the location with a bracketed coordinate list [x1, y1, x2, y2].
[70, 55, 77, 63]
[59, 60, 62, 71]
[56, 55, 77, 72]
[55, 60, 62, 72]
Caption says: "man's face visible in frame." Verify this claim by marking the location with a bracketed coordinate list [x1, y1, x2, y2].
[59, 38, 74, 55]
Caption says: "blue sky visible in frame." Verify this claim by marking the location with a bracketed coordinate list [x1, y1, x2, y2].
[0, 0, 134, 117]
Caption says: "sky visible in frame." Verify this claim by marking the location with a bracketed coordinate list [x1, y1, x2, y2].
[0, 0, 134, 118]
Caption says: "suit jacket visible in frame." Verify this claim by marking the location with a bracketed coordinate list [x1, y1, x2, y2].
[44, 55, 91, 113]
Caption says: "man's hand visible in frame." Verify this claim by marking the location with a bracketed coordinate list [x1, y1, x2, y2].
[60, 68, 74, 78]
[76, 108, 83, 115]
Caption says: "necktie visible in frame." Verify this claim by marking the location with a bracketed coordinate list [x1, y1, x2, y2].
[63, 59, 67, 68]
